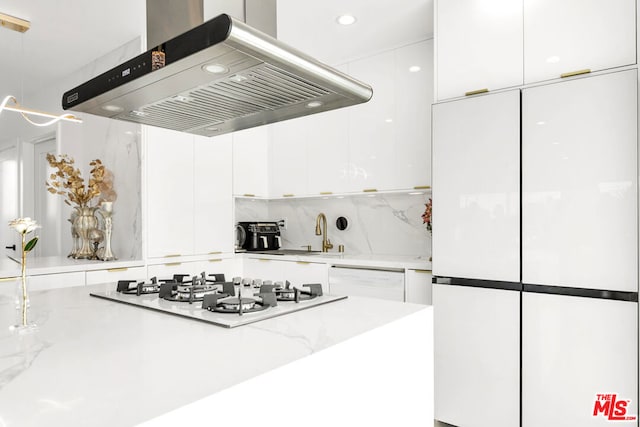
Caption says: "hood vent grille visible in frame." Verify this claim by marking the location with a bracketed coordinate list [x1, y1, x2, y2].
[117, 63, 332, 134]
[63, 14, 372, 136]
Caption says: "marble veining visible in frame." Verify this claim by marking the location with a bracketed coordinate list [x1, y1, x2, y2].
[0, 283, 424, 427]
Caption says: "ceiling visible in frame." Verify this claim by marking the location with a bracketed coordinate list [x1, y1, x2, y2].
[0, 0, 432, 107]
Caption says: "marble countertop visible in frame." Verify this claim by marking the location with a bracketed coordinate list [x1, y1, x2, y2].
[241, 251, 432, 270]
[0, 283, 430, 426]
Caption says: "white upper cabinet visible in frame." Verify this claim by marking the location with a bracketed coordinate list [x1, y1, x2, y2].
[267, 40, 433, 196]
[393, 39, 433, 190]
[232, 126, 270, 197]
[145, 126, 195, 258]
[194, 134, 233, 255]
[432, 90, 520, 282]
[146, 127, 235, 258]
[305, 108, 350, 195]
[270, 116, 310, 197]
[522, 70, 638, 291]
[435, 0, 523, 101]
[523, 0, 636, 83]
[348, 49, 397, 192]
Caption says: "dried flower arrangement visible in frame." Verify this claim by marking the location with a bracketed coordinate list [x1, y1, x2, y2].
[421, 198, 432, 233]
[46, 154, 115, 207]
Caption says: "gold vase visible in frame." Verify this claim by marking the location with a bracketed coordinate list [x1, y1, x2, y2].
[72, 206, 98, 259]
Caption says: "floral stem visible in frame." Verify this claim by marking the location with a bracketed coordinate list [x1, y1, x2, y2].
[20, 232, 27, 326]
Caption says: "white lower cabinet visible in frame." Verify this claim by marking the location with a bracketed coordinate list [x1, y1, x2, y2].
[522, 293, 638, 427]
[85, 266, 147, 285]
[147, 258, 240, 282]
[328, 266, 404, 302]
[434, 284, 520, 427]
[28, 271, 86, 291]
[405, 269, 432, 305]
[242, 258, 328, 293]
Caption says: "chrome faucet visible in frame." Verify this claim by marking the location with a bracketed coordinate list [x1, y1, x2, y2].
[315, 213, 333, 252]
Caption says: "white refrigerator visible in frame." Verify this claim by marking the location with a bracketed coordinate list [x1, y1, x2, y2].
[433, 70, 638, 427]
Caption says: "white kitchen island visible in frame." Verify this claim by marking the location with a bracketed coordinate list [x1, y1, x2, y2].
[0, 283, 432, 426]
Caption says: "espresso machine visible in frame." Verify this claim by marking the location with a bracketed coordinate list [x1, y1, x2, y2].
[236, 222, 282, 251]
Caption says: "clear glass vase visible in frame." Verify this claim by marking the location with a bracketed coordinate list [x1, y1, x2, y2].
[9, 272, 37, 334]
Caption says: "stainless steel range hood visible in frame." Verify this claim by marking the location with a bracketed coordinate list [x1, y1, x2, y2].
[61, 3, 373, 137]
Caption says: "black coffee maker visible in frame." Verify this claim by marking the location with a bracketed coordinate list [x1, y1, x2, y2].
[237, 222, 282, 251]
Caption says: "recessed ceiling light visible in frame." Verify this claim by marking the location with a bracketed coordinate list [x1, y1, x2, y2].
[202, 63, 229, 74]
[130, 110, 147, 117]
[409, 65, 421, 73]
[206, 126, 220, 132]
[337, 14, 356, 25]
[307, 101, 323, 108]
[385, 118, 393, 123]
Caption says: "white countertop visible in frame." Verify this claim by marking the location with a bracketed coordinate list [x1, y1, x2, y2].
[241, 251, 432, 270]
[0, 282, 431, 426]
[0, 256, 144, 278]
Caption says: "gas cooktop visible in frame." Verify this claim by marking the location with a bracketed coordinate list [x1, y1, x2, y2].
[90, 273, 347, 328]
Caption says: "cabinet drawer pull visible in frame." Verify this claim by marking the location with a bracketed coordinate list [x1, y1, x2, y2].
[165, 254, 181, 258]
[283, 194, 295, 197]
[414, 269, 432, 274]
[107, 267, 128, 273]
[208, 251, 222, 255]
[296, 261, 311, 265]
[0, 276, 17, 283]
[258, 258, 270, 262]
[209, 258, 222, 263]
[164, 262, 182, 266]
[243, 193, 256, 197]
[465, 88, 489, 96]
[413, 185, 431, 190]
[363, 188, 378, 193]
[561, 69, 591, 78]
[319, 191, 333, 195]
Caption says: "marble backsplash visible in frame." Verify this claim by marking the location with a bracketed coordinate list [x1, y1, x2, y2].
[235, 192, 432, 257]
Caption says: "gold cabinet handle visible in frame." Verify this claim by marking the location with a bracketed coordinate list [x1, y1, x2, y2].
[561, 69, 591, 78]
[0, 276, 18, 283]
[363, 188, 378, 193]
[258, 258, 270, 262]
[319, 191, 333, 195]
[243, 193, 256, 197]
[208, 251, 222, 255]
[465, 88, 489, 96]
[296, 261, 311, 265]
[283, 194, 295, 197]
[165, 254, 181, 258]
[107, 267, 129, 273]
[413, 185, 431, 190]
[209, 258, 222, 263]
[164, 262, 182, 266]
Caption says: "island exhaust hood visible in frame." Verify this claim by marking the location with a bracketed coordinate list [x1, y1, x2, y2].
[61, 1, 373, 137]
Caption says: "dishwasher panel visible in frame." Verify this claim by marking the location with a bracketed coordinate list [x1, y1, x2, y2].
[328, 266, 404, 302]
